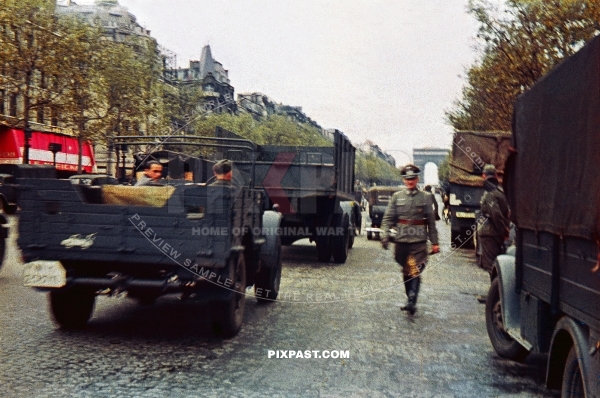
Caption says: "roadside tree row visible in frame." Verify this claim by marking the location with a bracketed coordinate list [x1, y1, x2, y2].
[447, 0, 600, 131]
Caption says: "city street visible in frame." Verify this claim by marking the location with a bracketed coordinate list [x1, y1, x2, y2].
[0, 212, 558, 397]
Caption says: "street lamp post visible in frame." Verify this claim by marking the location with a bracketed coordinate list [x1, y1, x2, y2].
[48, 143, 62, 167]
[120, 144, 128, 182]
[23, 126, 33, 164]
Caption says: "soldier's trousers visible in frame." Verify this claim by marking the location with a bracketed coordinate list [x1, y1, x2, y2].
[394, 242, 428, 303]
[480, 235, 504, 275]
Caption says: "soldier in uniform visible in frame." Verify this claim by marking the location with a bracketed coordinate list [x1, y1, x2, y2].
[135, 161, 164, 186]
[210, 159, 233, 186]
[381, 164, 440, 315]
[478, 164, 510, 275]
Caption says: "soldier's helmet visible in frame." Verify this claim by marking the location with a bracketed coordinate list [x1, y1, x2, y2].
[400, 164, 421, 179]
[483, 164, 497, 177]
[213, 159, 232, 175]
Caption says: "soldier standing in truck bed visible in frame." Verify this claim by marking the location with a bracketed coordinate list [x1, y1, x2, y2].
[209, 159, 233, 186]
[381, 164, 440, 315]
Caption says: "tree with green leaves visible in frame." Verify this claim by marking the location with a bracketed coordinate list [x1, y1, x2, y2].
[192, 113, 332, 146]
[0, 0, 67, 133]
[55, 16, 110, 171]
[437, 154, 450, 186]
[447, 0, 600, 131]
[0, 0, 167, 170]
[355, 153, 402, 186]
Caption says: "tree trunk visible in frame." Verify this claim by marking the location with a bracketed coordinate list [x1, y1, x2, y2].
[78, 124, 84, 174]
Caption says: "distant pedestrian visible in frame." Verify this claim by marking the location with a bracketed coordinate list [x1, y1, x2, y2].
[478, 164, 510, 275]
[381, 164, 439, 315]
[424, 185, 441, 221]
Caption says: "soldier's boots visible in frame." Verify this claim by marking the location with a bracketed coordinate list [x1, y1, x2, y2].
[401, 277, 421, 315]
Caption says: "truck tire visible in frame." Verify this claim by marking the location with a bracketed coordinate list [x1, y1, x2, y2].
[485, 278, 529, 361]
[255, 235, 282, 304]
[0, 197, 16, 215]
[450, 229, 459, 245]
[332, 213, 350, 263]
[212, 253, 246, 338]
[0, 236, 6, 271]
[367, 231, 373, 240]
[3, 204, 16, 215]
[451, 229, 475, 249]
[49, 287, 96, 329]
[316, 235, 332, 262]
[562, 346, 585, 398]
[463, 228, 475, 249]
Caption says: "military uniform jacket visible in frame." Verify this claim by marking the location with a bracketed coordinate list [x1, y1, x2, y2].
[381, 187, 439, 244]
[479, 180, 510, 237]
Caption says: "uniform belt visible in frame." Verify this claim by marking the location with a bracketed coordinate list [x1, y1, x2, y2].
[397, 219, 426, 225]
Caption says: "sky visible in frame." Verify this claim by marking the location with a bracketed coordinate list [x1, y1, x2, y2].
[76, 0, 481, 167]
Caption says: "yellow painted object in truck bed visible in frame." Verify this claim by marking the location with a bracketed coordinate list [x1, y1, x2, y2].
[102, 185, 176, 207]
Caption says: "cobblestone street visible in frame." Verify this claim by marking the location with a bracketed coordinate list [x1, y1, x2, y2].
[0, 213, 558, 397]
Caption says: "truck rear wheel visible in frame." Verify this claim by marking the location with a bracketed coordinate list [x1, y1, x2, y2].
[451, 229, 475, 249]
[212, 253, 246, 338]
[255, 236, 282, 303]
[316, 235, 332, 262]
[49, 287, 96, 329]
[485, 279, 529, 361]
[348, 223, 355, 249]
[562, 346, 585, 398]
[332, 213, 350, 263]
[0, 236, 5, 271]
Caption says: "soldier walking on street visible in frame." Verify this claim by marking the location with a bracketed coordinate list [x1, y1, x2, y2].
[381, 165, 439, 315]
[478, 164, 510, 275]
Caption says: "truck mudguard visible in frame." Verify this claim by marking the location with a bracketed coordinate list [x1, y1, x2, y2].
[339, 201, 353, 217]
[546, 316, 595, 395]
[495, 253, 532, 351]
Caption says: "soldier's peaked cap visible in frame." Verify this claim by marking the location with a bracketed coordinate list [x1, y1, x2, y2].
[401, 164, 420, 179]
[213, 159, 232, 174]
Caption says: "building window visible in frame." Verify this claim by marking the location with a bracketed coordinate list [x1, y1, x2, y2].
[51, 106, 58, 126]
[9, 93, 17, 117]
[37, 106, 44, 124]
[0, 89, 4, 115]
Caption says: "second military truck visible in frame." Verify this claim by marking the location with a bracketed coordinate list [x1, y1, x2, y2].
[216, 127, 360, 264]
[446, 130, 512, 248]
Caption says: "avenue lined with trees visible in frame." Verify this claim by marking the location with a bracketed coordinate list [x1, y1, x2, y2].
[0, 0, 400, 182]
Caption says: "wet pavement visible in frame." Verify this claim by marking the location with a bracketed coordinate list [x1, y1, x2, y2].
[0, 213, 559, 397]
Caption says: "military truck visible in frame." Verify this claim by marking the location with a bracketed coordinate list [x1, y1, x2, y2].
[485, 36, 600, 397]
[18, 134, 282, 338]
[446, 130, 511, 248]
[216, 127, 360, 264]
[365, 186, 402, 240]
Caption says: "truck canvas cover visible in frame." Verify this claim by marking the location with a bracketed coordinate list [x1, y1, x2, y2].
[509, 35, 600, 240]
[448, 131, 512, 187]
